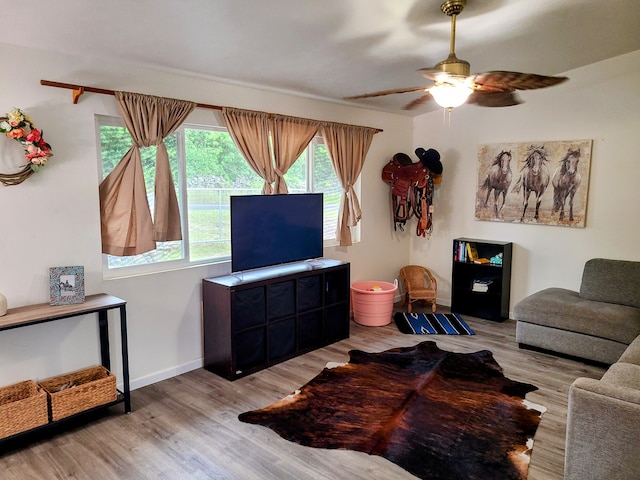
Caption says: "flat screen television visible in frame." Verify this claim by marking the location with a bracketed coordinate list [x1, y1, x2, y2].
[230, 193, 324, 273]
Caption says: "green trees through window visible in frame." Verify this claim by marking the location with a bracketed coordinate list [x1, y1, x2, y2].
[98, 119, 342, 274]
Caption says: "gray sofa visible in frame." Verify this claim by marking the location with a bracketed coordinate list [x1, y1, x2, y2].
[513, 258, 640, 364]
[514, 258, 640, 478]
[564, 335, 640, 479]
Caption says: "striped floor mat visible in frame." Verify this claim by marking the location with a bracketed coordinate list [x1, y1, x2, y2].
[394, 312, 475, 335]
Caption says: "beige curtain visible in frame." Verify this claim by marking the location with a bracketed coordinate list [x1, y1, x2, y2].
[321, 124, 377, 246]
[271, 116, 319, 193]
[222, 107, 275, 194]
[99, 92, 196, 256]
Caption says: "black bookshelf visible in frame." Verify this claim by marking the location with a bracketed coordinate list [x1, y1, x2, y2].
[451, 238, 512, 322]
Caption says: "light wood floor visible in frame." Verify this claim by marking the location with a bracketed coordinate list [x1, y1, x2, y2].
[0, 306, 605, 480]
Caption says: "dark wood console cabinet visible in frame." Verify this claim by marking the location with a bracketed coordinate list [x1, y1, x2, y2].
[202, 259, 350, 380]
[451, 238, 512, 322]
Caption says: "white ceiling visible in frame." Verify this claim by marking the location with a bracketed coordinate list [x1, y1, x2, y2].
[2, 0, 639, 116]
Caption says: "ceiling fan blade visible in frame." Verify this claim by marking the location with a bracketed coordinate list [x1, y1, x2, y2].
[344, 86, 428, 100]
[403, 93, 434, 110]
[470, 71, 568, 92]
[467, 90, 523, 107]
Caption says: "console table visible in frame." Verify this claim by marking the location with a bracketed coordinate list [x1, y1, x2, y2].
[0, 293, 131, 443]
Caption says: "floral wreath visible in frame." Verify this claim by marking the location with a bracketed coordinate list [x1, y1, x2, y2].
[0, 108, 53, 186]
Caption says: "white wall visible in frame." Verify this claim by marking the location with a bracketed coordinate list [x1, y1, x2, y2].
[411, 50, 640, 310]
[0, 43, 413, 389]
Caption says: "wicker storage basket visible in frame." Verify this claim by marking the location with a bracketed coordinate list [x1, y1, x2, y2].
[0, 380, 49, 439]
[39, 365, 117, 421]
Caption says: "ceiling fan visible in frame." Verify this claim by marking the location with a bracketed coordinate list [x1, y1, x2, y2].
[344, 0, 568, 111]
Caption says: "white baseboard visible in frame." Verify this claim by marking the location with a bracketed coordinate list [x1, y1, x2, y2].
[120, 358, 203, 392]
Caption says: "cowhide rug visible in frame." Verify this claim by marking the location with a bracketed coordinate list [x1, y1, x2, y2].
[239, 341, 545, 480]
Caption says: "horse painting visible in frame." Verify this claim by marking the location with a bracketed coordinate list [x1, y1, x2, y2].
[551, 148, 581, 221]
[480, 150, 513, 217]
[512, 146, 550, 221]
[476, 140, 592, 226]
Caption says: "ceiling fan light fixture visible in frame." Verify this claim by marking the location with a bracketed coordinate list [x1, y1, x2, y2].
[430, 83, 473, 109]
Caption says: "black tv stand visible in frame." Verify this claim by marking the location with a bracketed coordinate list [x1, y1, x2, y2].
[202, 259, 350, 380]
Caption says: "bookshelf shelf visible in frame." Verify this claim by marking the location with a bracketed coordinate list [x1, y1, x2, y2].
[451, 238, 512, 322]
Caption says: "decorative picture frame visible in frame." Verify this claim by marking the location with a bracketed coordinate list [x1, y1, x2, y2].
[49, 266, 85, 305]
[475, 139, 593, 227]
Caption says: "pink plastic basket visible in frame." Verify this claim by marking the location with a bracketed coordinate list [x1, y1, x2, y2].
[351, 280, 398, 326]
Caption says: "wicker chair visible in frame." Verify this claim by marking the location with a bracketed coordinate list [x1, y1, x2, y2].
[399, 265, 438, 313]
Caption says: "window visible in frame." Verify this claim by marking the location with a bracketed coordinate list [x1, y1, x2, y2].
[97, 116, 348, 277]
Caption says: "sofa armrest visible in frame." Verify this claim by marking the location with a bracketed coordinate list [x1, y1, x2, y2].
[564, 377, 640, 480]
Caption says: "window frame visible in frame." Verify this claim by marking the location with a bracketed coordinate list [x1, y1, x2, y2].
[96, 115, 358, 279]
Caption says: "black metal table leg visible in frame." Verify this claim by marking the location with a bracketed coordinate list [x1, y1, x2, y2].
[119, 305, 131, 413]
[98, 310, 111, 370]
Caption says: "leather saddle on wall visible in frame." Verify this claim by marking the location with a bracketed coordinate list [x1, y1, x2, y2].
[381, 148, 442, 236]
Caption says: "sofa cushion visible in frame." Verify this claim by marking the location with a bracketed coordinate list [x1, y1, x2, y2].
[580, 258, 640, 308]
[601, 362, 640, 390]
[513, 287, 640, 344]
[618, 335, 640, 366]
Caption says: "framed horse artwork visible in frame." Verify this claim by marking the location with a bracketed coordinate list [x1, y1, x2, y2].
[475, 139, 593, 227]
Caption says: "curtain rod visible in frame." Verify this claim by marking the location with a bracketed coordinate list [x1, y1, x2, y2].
[40, 79, 223, 110]
[40, 79, 383, 133]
